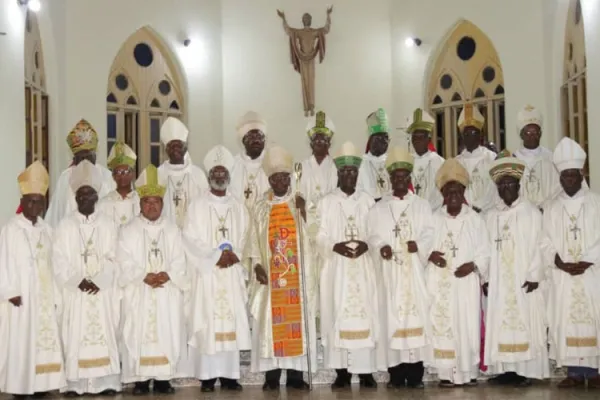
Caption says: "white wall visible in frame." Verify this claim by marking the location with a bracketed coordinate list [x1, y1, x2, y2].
[221, 0, 393, 160]
[62, 0, 223, 171]
[391, 0, 549, 152]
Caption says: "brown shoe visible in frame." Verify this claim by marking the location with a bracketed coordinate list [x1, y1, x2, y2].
[587, 376, 600, 389]
[557, 377, 585, 388]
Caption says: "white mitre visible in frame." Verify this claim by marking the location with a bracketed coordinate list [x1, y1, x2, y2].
[160, 117, 189, 145]
[262, 145, 293, 177]
[204, 145, 235, 173]
[553, 137, 586, 172]
[69, 160, 103, 192]
[236, 111, 267, 142]
[517, 104, 542, 132]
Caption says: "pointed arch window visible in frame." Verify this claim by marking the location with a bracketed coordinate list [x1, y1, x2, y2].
[427, 20, 505, 157]
[24, 10, 50, 202]
[562, 0, 589, 183]
[106, 26, 185, 172]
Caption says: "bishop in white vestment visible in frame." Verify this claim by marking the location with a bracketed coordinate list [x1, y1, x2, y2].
[407, 108, 444, 211]
[184, 145, 251, 392]
[98, 142, 140, 226]
[0, 162, 66, 396]
[53, 160, 121, 396]
[246, 145, 317, 391]
[157, 117, 208, 228]
[514, 105, 561, 210]
[483, 150, 550, 386]
[541, 137, 600, 388]
[319, 141, 379, 389]
[367, 146, 434, 389]
[455, 105, 497, 213]
[357, 108, 391, 201]
[118, 165, 187, 395]
[229, 111, 270, 209]
[46, 119, 114, 227]
[427, 159, 490, 387]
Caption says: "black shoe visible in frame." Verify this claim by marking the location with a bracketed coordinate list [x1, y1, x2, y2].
[100, 389, 118, 396]
[32, 393, 49, 399]
[220, 378, 243, 391]
[12, 395, 29, 399]
[359, 374, 377, 388]
[286, 380, 310, 390]
[407, 381, 425, 389]
[465, 379, 478, 387]
[514, 375, 532, 387]
[153, 380, 175, 395]
[489, 372, 518, 385]
[132, 382, 150, 396]
[332, 375, 351, 390]
[64, 392, 81, 398]
[262, 381, 280, 391]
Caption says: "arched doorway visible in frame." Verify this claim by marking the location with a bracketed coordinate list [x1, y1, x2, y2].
[561, 0, 589, 183]
[106, 26, 185, 174]
[427, 20, 505, 158]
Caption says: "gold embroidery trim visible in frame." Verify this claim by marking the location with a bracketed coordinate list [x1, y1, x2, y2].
[498, 343, 529, 353]
[566, 337, 598, 347]
[140, 356, 169, 366]
[339, 329, 370, 340]
[434, 349, 455, 359]
[78, 357, 110, 369]
[393, 327, 424, 338]
[215, 332, 237, 342]
[35, 363, 62, 374]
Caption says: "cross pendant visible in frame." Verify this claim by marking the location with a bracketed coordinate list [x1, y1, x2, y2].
[415, 183, 422, 195]
[570, 224, 581, 240]
[450, 244, 458, 258]
[528, 170, 536, 182]
[219, 225, 229, 239]
[377, 176, 385, 189]
[151, 247, 161, 257]
[495, 237, 503, 251]
[345, 225, 358, 241]
[173, 194, 182, 207]
[82, 248, 90, 264]
[393, 224, 401, 238]
[244, 186, 253, 199]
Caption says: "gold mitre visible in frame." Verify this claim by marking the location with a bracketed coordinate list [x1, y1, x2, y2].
[457, 104, 485, 132]
[18, 161, 49, 196]
[107, 141, 137, 170]
[136, 164, 166, 198]
[436, 158, 470, 190]
[66, 119, 99, 154]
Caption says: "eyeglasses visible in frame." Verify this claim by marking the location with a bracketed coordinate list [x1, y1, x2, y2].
[113, 169, 132, 176]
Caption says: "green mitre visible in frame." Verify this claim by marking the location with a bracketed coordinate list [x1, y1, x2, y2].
[136, 164, 166, 198]
[333, 142, 362, 169]
[366, 108, 389, 136]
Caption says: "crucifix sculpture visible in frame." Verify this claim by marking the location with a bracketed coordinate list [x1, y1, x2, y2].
[277, 6, 333, 116]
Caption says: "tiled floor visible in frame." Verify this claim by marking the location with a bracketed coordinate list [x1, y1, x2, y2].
[4, 383, 600, 399]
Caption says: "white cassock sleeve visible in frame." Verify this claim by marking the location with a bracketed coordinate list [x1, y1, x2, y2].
[0, 224, 19, 300]
[53, 220, 85, 291]
[315, 196, 336, 260]
[472, 215, 491, 281]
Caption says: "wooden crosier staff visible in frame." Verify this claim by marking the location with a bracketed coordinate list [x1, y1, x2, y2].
[293, 162, 313, 390]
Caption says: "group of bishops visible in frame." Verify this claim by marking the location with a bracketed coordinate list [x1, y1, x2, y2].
[0, 102, 599, 399]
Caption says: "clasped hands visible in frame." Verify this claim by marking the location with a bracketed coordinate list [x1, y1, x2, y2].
[428, 251, 476, 278]
[555, 254, 593, 276]
[380, 241, 419, 260]
[482, 281, 538, 297]
[143, 272, 170, 289]
[78, 278, 100, 294]
[333, 241, 368, 259]
[216, 250, 241, 269]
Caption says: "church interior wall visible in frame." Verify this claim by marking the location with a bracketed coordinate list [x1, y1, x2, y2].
[220, 0, 394, 160]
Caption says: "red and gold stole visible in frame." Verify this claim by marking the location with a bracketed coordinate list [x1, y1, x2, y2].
[268, 201, 304, 357]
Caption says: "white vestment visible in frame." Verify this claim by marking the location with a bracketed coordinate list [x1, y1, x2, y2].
[427, 206, 490, 384]
[299, 155, 338, 236]
[541, 188, 600, 369]
[456, 147, 497, 212]
[317, 189, 379, 373]
[46, 165, 114, 227]
[98, 190, 140, 227]
[514, 147, 561, 209]
[367, 193, 434, 370]
[247, 193, 318, 373]
[0, 215, 66, 394]
[184, 192, 251, 380]
[357, 152, 390, 200]
[158, 158, 208, 229]
[229, 152, 270, 210]
[53, 211, 121, 394]
[484, 199, 550, 379]
[117, 216, 187, 383]
[412, 151, 445, 211]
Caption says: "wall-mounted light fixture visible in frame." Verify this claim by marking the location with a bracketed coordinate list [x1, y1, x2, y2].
[183, 38, 191, 47]
[17, 0, 41, 12]
[405, 37, 422, 48]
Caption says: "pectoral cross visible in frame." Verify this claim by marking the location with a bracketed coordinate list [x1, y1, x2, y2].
[495, 236, 504, 251]
[244, 186, 253, 199]
[528, 168, 536, 182]
[377, 175, 386, 189]
[219, 225, 229, 239]
[173, 193, 182, 207]
[151, 247, 161, 257]
[450, 244, 458, 258]
[414, 183, 422, 195]
[81, 247, 92, 264]
[570, 224, 581, 240]
[345, 224, 358, 241]
[393, 224, 401, 238]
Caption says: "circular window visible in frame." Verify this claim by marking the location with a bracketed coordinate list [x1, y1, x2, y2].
[133, 43, 154, 67]
[115, 74, 129, 91]
[482, 66, 496, 83]
[440, 74, 453, 90]
[158, 80, 171, 96]
[457, 36, 476, 61]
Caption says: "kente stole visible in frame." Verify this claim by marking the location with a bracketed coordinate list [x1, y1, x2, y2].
[268, 202, 304, 357]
